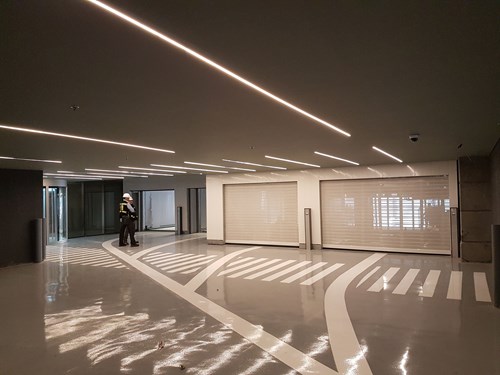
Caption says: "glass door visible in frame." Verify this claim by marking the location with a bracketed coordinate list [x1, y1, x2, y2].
[47, 187, 67, 243]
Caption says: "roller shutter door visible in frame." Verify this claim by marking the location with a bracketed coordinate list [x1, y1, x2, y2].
[321, 176, 451, 254]
[224, 182, 298, 246]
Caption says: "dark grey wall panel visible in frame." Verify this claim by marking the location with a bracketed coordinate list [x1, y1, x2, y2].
[0, 169, 43, 267]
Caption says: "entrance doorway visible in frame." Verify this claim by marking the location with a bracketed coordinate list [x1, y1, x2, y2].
[141, 190, 176, 231]
[45, 187, 67, 243]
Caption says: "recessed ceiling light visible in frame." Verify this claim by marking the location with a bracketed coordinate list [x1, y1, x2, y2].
[118, 166, 186, 174]
[222, 159, 287, 170]
[0, 124, 175, 153]
[184, 161, 255, 172]
[0, 155, 62, 163]
[372, 146, 403, 163]
[86, 0, 351, 138]
[151, 164, 229, 173]
[314, 151, 359, 165]
[86, 172, 147, 178]
[57, 170, 74, 173]
[44, 173, 112, 179]
[265, 155, 320, 168]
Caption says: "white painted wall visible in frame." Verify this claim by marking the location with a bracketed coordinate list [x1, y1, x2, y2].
[207, 160, 458, 246]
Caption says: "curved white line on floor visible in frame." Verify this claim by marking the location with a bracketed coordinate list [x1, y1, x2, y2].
[324, 253, 387, 375]
[103, 239, 337, 375]
[185, 246, 261, 291]
[131, 234, 206, 259]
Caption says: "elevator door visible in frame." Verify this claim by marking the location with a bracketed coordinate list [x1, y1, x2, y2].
[47, 187, 67, 243]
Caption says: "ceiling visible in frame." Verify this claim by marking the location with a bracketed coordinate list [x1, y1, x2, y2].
[1, 1, 499, 179]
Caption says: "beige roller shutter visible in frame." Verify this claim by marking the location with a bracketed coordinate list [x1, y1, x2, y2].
[321, 176, 451, 254]
[224, 182, 298, 246]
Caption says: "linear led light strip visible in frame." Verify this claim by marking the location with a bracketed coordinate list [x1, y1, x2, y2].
[0, 155, 62, 163]
[119, 166, 185, 174]
[86, 172, 148, 178]
[151, 164, 229, 173]
[314, 151, 359, 166]
[184, 161, 255, 172]
[0, 124, 175, 153]
[372, 146, 403, 163]
[87, 168, 173, 177]
[86, 0, 351, 138]
[222, 159, 287, 170]
[265, 155, 320, 168]
[46, 175, 102, 180]
[45, 173, 123, 179]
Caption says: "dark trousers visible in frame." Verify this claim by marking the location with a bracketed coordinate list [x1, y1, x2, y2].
[119, 217, 137, 245]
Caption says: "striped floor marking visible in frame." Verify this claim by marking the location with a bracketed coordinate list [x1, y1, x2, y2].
[244, 260, 297, 280]
[300, 263, 344, 286]
[446, 271, 462, 300]
[154, 254, 208, 268]
[474, 272, 492, 302]
[356, 266, 381, 288]
[419, 270, 441, 297]
[227, 257, 256, 267]
[149, 253, 197, 266]
[261, 261, 312, 282]
[46, 249, 126, 269]
[143, 252, 182, 261]
[280, 262, 328, 284]
[392, 269, 420, 295]
[227, 259, 282, 279]
[161, 256, 218, 272]
[218, 258, 269, 276]
[367, 267, 399, 292]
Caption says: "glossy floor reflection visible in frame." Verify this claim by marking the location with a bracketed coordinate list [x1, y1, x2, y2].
[0, 232, 499, 375]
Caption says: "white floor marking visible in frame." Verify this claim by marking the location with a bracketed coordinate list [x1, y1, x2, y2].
[227, 259, 282, 279]
[150, 253, 196, 266]
[164, 258, 217, 273]
[301, 263, 344, 286]
[324, 253, 386, 375]
[393, 269, 420, 295]
[143, 252, 181, 261]
[446, 271, 463, 300]
[132, 235, 205, 259]
[103, 241, 336, 374]
[473, 272, 492, 302]
[244, 260, 297, 280]
[227, 257, 255, 267]
[218, 258, 269, 276]
[261, 261, 312, 282]
[367, 267, 399, 292]
[81, 259, 121, 267]
[356, 266, 380, 288]
[180, 267, 201, 274]
[280, 262, 328, 284]
[160, 255, 217, 271]
[153, 254, 208, 267]
[185, 247, 261, 292]
[419, 270, 441, 297]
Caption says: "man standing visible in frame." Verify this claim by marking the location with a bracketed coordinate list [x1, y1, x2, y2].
[119, 193, 139, 247]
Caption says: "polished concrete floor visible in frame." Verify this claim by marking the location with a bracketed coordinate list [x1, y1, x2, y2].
[0, 232, 499, 375]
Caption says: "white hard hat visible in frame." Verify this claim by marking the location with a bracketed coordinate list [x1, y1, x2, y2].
[122, 193, 132, 199]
